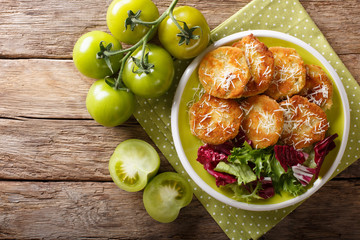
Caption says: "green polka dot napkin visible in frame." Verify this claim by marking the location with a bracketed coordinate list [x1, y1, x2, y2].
[133, 0, 359, 239]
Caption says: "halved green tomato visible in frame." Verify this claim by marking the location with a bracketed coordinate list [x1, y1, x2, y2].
[143, 172, 193, 223]
[109, 139, 160, 192]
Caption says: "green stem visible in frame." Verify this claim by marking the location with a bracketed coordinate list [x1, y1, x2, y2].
[130, 18, 159, 27]
[169, 9, 188, 37]
[104, 0, 178, 58]
[114, 51, 132, 90]
[140, 39, 147, 69]
[108, 0, 179, 90]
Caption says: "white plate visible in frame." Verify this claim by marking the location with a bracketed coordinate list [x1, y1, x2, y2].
[171, 30, 350, 211]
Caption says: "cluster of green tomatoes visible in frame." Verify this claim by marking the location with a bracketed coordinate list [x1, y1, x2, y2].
[72, 0, 211, 223]
[73, 0, 210, 127]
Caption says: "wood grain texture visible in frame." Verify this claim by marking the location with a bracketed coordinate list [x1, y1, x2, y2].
[0, 118, 176, 181]
[0, 180, 358, 239]
[0, 0, 359, 58]
[0, 181, 226, 239]
[263, 179, 360, 240]
[0, 117, 358, 181]
[0, 56, 358, 120]
[0, 0, 359, 239]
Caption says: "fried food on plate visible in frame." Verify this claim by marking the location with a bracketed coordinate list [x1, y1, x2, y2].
[299, 64, 333, 110]
[280, 95, 329, 149]
[232, 34, 274, 97]
[198, 46, 251, 99]
[240, 95, 284, 149]
[189, 93, 243, 145]
[265, 47, 306, 100]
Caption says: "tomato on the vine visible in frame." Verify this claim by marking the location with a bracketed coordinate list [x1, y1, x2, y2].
[86, 79, 135, 127]
[73, 31, 122, 79]
[122, 44, 174, 98]
[107, 0, 159, 45]
[109, 139, 160, 192]
[158, 6, 210, 60]
[143, 172, 193, 223]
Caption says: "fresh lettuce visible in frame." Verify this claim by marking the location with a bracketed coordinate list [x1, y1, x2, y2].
[214, 161, 256, 185]
[195, 133, 338, 201]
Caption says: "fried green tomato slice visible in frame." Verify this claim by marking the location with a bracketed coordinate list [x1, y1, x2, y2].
[189, 93, 243, 145]
[265, 47, 306, 100]
[198, 46, 251, 99]
[232, 34, 275, 97]
[280, 95, 329, 149]
[240, 95, 284, 149]
[299, 64, 333, 111]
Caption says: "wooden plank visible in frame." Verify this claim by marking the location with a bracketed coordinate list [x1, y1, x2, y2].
[0, 118, 175, 181]
[0, 116, 359, 181]
[0, 0, 248, 59]
[0, 181, 226, 239]
[0, 59, 91, 119]
[0, 180, 358, 239]
[0, 0, 359, 59]
[0, 56, 359, 119]
[264, 179, 360, 240]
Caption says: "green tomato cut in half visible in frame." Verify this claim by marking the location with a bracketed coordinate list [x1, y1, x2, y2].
[109, 139, 160, 192]
[143, 172, 193, 223]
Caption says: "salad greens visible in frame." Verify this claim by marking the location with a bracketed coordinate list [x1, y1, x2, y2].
[196, 133, 338, 201]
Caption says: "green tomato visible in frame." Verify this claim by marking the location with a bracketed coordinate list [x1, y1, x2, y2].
[143, 172, 193, 223]
[158, 6, 210, 60]
[122, 44, 174, 98]
[86, 79, 135, 127]
[107, 0, 159, 45]
[73, 31, 122, 79]
[109, 139, 160, 192]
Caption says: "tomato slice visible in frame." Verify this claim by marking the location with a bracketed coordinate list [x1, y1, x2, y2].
[143, 172, 193, 223]
[109, 139, 160, 192]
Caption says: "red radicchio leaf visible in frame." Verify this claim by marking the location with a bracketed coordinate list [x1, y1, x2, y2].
[207, 168, 237, 186]
[196, 131, 250, 187]
[274, 145, 306, 172]
[208, 141, 234, 156]
[258, 180, 275, 199]
[197, 144, 236, 186]
[245, 179, 275, 199]
[292, 164, 317, 186]
[313, 133, 338, 178]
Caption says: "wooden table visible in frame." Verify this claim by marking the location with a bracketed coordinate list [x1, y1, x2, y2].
[1, 0, 359, 239]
